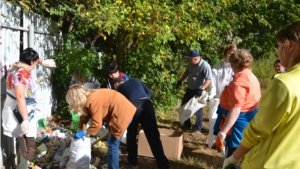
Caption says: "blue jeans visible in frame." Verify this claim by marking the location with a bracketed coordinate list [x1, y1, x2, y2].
[107, 134, 120, 169]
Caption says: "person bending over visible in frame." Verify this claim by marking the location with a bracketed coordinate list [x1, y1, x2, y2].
[114, 78, 169, 169]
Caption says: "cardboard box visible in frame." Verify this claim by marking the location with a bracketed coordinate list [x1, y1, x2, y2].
[138, 128, 183, 160]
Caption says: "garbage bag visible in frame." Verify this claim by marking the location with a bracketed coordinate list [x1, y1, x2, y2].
[120, 129, 127, 144]
[66, 137, 91, 169]
[176, 91, 208, 125]
[208, 98, 219, 148]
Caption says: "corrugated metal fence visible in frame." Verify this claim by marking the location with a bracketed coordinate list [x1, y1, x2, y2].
[0, 0, 61, 168]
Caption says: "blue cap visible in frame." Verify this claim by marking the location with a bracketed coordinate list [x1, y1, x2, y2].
[184, 50, 200, 59]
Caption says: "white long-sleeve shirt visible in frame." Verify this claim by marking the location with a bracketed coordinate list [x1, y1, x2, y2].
[209, 61, 233, 98]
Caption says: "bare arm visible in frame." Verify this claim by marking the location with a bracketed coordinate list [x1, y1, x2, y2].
[233, 144, 250, 159]
[14, 85, 28, 119]
[220, 107, 241, 134]
[179, 71, 188, 81]
[201, 79, 211, 90]
[38, 58, 43, 64]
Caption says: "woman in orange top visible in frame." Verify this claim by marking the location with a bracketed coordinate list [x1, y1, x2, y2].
[66, 84, 136, 169]
[214, 49, 261, 158]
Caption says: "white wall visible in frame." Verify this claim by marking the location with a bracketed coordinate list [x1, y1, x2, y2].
[0, 0, 61, 167]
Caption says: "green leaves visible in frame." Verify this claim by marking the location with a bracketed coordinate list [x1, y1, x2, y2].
[9, 0, 300, 113]
[52, 34, 101, 101]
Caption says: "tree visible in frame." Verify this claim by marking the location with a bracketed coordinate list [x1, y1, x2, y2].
[7, 0, 300, 111]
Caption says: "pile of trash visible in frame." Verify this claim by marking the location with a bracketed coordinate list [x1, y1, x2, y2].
[27, 115, 109, 169]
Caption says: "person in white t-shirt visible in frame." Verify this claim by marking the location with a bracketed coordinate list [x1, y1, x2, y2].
[210, 44, 237, 99]
[208, 44, 237, 150]
[2, 48, 56, 169]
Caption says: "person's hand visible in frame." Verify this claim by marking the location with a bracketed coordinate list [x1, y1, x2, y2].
[42, 59, 56, 68]
[195, 89, 204, 97]
[20, 119, 29, 135]
[74, 130, 87, 139]
[174, 80, 182, 89]
[215, 131, 226, 150]
[222, 154, 240, 169]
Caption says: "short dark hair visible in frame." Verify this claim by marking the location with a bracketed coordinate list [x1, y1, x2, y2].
[274, 59, 281, 66]
[107, 62, 119, 74]
[19, 48, 39, 65]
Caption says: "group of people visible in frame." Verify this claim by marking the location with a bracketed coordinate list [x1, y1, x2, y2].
[2, 48, 169, 169]
[175, 22, 300, 169]
[220, 21, 300, 169]
[67, 69, 169, 169]
[2, 20, 300, 169]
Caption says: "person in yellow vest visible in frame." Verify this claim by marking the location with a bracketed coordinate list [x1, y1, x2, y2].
[223, 20, 300, 169]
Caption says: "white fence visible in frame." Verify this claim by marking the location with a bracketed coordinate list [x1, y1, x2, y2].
[0, 0, 61, 168]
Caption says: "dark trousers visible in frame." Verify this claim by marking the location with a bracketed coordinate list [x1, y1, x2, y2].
[181, 88, 203, 131]
[127, 99, 169, 169]
[225, 135, 237, 158]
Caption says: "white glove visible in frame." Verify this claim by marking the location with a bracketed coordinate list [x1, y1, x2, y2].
[208, 94, 215, 101]
[218, 131, 227, 139]
[42, 59, 56, 68]
[20, 119, 29, 135]
[222, 154, 240, 169]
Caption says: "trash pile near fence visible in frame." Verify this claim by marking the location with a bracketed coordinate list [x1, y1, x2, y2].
[27, 115, 109, 169]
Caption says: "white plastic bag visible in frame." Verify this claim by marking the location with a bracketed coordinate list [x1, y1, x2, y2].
[176, 91, 209, 125]
[208, 98, 219, 148]
[120, 129, 127, 144]
[66, 137, 91, 169]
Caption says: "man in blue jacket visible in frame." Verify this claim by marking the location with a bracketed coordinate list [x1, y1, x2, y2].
[114, 78, 169, 169]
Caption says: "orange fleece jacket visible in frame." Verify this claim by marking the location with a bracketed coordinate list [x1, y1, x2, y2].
[79, 89, 136, 139]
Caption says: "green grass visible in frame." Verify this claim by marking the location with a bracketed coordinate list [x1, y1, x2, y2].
[252, 56, 277, 93]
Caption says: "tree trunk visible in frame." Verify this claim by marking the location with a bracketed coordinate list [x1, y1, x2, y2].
[116, 29, 127, 72]
[104, 34, 115, 64]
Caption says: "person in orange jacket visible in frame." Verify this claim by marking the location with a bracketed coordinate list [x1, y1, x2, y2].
[66, 84, 136, 169]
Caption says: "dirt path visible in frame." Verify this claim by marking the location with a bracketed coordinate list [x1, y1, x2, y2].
[96, 106, 224, 169]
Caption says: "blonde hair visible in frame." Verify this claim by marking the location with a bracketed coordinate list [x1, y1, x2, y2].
[223, 44, 237, 57]
[229, 49, 253, 69]
[66, 84, 95, 115]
